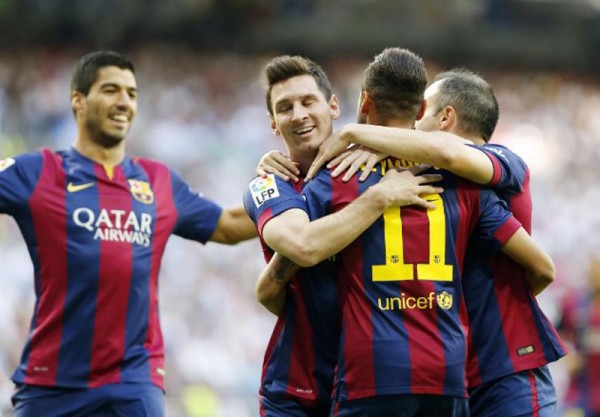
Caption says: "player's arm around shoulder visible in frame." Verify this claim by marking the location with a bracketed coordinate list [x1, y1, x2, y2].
[209, 206, 258, 244]
[500, 227, 555, 295]
[430, 133, 495, 185]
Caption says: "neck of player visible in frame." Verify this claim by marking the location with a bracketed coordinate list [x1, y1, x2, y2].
[73, 135, 126, 166]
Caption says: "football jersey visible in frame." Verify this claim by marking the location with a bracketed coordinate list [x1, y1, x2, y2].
[463, 144, 566, 388]
[559, 293, 600, 413]
[0, 148, 223, 390]
[243, 174, 340, 408]
[302, 158, 521, 402]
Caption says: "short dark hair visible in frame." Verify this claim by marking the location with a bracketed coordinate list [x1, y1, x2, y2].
[433, 68, 499, 142]
[361, 47, 427, 123]
[71, 50, 135, 96]
[263, 55, 333, 116]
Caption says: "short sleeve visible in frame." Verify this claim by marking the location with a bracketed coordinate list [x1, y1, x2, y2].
[243, 174, 307, 237]
[474, 144, 529, 195]
[473, 188, 522, 252]
[0, 151, 44, 215]
[170, 170, 223, 243]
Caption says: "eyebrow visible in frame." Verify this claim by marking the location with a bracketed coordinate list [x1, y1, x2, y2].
[100, 82, 138, 93]
[275, 93, 319, 106]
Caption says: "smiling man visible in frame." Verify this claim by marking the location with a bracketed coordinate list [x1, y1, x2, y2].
[0, 50, 257, 417]
[243, 54, 443, 417]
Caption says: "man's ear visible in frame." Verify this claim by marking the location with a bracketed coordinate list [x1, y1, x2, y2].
[416, 100, 426, 121]
[269, 116, 281, 136]
[439, 106, 457, 131]
[71, 91, 84, 114]
[359, 91, 371, 116]
[329, 94, 341, 120]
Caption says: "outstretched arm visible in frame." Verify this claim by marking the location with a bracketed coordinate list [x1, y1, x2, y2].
[306, 124, 493, 185]
[209, 206, 258, 244]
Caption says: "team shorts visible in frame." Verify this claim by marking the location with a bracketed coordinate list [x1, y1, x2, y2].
[331, 393, 469, 417]
[11, 382, 165, 417]
[468, 365, 556, 417]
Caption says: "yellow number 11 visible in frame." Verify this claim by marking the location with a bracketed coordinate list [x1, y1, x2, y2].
[372, 195, 454, 282]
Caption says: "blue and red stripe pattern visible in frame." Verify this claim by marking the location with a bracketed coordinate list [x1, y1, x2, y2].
[243, 175, 340, 408]
[463, 144, 566, 388]
[0, 148, 222, 390]
[302, 158, 521, 402]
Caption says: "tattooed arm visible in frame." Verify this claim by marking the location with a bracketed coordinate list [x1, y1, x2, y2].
[256, 253, 301, 315]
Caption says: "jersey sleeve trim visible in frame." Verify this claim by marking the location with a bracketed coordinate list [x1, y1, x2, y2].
[480, 148, 503, 187]
[257, 203, 307, 238]
[493, 216, 521, 245]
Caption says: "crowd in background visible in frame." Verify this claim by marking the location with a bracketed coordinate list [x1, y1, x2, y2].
[0, 47, 598, 416]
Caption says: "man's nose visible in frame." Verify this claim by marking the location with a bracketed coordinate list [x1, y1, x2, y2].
[291, 103, 308, 121]
[115, 90, 134, 107]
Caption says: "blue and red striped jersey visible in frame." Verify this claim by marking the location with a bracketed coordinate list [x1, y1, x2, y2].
[243, 174, 340, 407]
[463, 144, 566, 388]
[302, 158, 521, 401]
[559, 292, 600, 413]
[0, 148, 223, 390]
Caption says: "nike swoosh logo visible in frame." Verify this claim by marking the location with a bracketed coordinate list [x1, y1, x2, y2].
[67, 182, 95, 193]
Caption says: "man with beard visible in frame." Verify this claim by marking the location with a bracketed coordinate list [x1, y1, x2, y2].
[0, 50, 256, 417]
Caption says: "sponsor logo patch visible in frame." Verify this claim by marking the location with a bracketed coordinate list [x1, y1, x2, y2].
[73, 207, 153, 247]
[0, 158, 16, 172]
[378, 290, 454, 311]
[249, 174, 279, 208]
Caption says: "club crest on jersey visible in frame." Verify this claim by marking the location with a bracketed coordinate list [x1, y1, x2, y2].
[128, 179, 154, 204]
[249, 174, 279, 208]
[0, 158, 16, 172]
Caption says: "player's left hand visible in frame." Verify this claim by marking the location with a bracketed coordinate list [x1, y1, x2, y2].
[306, 128, 351, 180]
[328, 145, 386, 182]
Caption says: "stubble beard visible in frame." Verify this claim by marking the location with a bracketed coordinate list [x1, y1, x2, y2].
[85, 118, 127, 149]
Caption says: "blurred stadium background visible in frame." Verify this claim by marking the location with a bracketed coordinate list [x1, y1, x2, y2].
[0, 0, 598, 416]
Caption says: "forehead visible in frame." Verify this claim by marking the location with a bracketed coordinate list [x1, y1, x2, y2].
[92, 66, 137, 90]
[270, 74, 325, 105]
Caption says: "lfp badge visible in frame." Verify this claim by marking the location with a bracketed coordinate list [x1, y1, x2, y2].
[0, 158, 16, 172]
[249, 174, 280, 208]
[128, 179, 154, 204]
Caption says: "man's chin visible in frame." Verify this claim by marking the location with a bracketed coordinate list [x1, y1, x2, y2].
[95, 133, 126, 149]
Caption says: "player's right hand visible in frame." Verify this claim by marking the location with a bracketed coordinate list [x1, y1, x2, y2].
[376, 165, 443, 210]
[256, 150, 300, 182]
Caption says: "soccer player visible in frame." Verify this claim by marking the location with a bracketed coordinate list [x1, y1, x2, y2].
[558, 254, 600, 417]
[298, 47, 559, 417]
[0, 50, 257, 417]
[243, 55, 443, 417]
[305, 68, 567, 416]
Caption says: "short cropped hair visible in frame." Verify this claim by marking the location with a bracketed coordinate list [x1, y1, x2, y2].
[361, 47, 427, 123]
[263, 55, 333, 116]
[71, 50, 135, 96]
[433, 68, 499, 142]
